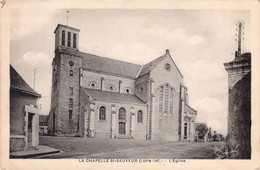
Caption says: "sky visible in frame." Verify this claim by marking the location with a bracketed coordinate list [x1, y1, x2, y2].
[10, 8, 250, 136]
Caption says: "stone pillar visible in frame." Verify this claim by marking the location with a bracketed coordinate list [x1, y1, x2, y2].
[83, 105, 88, 137]
[89, 102, 95, 138]
[111, 104, 117, 138]
[101, 77, 104, 91]
[180, 85, 185, 141]
[130, 107, 136, 138]
[119, 80, 122, 93]
[190, 121, 194, 141]
[79, 68, 83, 87]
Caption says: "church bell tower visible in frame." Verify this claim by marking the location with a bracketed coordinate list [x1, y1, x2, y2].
[48, 24, 82, 136]
[54, 24, 80, 51]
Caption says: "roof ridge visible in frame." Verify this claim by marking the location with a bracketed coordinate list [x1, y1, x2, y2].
[10, 65, 41, 97]
[138, 54, 167, 77]
[136, 65, 144, 78]
[79, 51, 142, 66]
[143, 54, 166, 67]
[185, 104, 197, 113]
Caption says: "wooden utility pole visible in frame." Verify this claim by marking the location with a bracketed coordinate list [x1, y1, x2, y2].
[66, 9, 70, 26]
[235, 22, 244, 57]
[34, 68, 37, 90]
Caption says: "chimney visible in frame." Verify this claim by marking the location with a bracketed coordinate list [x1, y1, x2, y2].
[166, 49, 170, 54]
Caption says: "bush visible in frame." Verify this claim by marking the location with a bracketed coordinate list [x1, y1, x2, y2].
[214, 143, 241, 159]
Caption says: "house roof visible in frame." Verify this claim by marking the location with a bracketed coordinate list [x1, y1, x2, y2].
[184, 104, 197, 114]
[138, 50, 184, 78]
[80, 52, 142, 78]
[54, 24, 80, 33]
[82, 88, 146, 105]
[39, 115, 48, 123]
[138, 54, 166, 77]
[10, 65, 41, 97]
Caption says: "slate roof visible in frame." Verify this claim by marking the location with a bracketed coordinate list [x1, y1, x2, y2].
[83, 88, 146, 105]
[10, 65, 41, 97]
[80, 52, 142, 78]
[138, 51, 184, 78]
[184, 104, 197, 114]
[138, 54, 166, 77]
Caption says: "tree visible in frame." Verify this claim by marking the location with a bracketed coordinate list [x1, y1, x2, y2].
[195, 123, 208, 140]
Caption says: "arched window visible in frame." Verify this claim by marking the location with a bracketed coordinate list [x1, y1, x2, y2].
[89, 82, 97, 88]
[158, 84, 175, 115]
[68, 32, 71, 47]
[73, 33, 77, 48]
[118, 108, 126, 120]
[62, 30, 65, 46]
[69, 70, 73, 76]
[99, 106, 106, 120]
[125, 88, 131, 94]
[107, 84, 115, 91]
[169, 88, 174, 114]
[184, 123, 187, 139]
[159, 86, 163, 113]
[164, 84, 169, 114]
[137, 110, 143, 123]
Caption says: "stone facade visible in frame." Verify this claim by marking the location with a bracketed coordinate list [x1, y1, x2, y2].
[48, 24, 197, 141]
[224, 52, 251, 159]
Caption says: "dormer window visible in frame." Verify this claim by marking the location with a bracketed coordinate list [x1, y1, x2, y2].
[125, 88, 131, 94]
[68, 32, 71, 47]
[107, 85, 115, 91]
[62, 30, 65, 46]
[89, 82, 97, 89]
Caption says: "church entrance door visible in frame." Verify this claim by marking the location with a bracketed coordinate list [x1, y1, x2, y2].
[119, 122, 126, 135]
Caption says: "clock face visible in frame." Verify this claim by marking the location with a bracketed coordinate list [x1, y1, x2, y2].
[165, 63, 171, 71]
[69, 61, 74, 66]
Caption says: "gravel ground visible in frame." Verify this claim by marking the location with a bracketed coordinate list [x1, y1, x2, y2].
[38, 136, 224, 159]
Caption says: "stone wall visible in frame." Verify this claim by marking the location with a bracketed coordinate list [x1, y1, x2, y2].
[82, 70, 136, 94]
[49, 50, 83, 135]
[10, 90, 39, 152]
[228, 72, 251, 159]
[92, 100, 147, 139]
[10, 90, 37, 135]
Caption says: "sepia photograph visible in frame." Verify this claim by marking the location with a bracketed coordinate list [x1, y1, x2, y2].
[1, 1, 260, 169]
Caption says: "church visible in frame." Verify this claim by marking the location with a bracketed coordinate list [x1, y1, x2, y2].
[48, 24, 197, 141]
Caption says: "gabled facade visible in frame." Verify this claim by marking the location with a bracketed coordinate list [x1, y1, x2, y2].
[48, 24, 197, 141]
